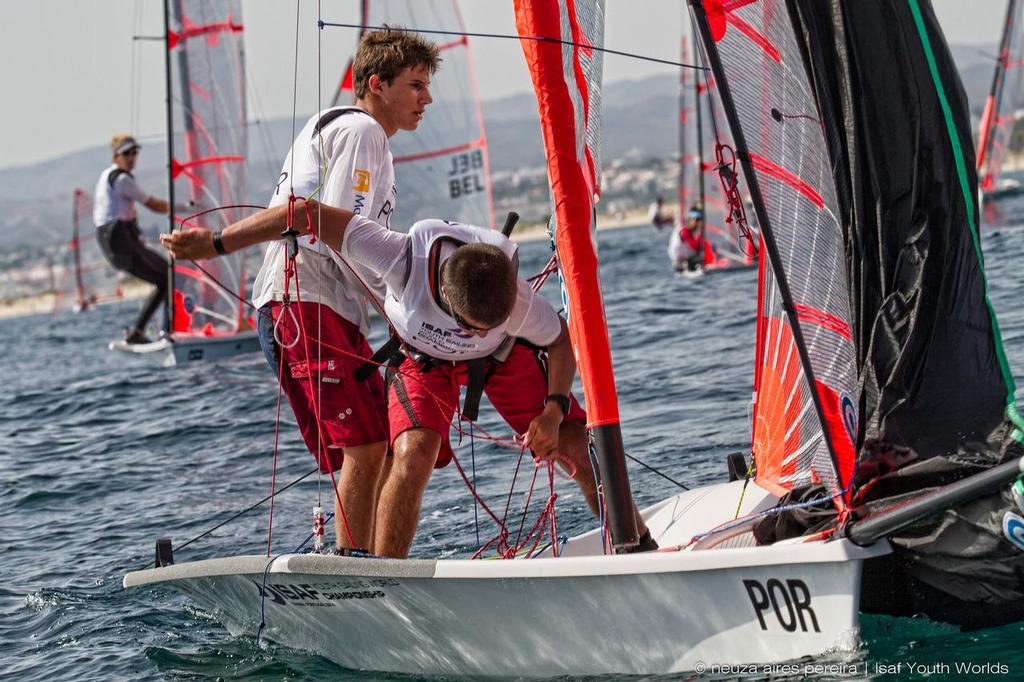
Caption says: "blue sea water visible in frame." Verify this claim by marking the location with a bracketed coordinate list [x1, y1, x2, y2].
[1, 223, 1023, 680]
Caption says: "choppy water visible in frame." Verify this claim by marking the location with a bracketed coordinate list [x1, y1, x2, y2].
[2, 223, 1023, 680]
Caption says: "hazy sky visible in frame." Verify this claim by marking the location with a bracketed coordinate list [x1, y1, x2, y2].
[0, 0, 1004, 170]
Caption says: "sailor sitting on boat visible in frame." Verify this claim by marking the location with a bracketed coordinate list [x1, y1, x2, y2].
[668, 203, 706, 273]
[648, 196, 674, 231]
[161, 200, 656, 559]
[93, 135, 172, 344]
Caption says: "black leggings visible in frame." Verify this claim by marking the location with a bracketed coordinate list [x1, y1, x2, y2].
[96, 220, 168, 331]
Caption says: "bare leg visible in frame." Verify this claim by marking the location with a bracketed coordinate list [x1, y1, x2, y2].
[374, 428, 440, 558]
[333, 441, 387, 551]
[559, 420, 649, 536]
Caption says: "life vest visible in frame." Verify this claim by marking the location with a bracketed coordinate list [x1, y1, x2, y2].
[92, 166, 138, 226]
[679, 225, 702, 253]
[384, 220, 519, 362]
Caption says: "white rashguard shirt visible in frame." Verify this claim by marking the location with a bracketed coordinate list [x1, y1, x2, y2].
[251, 107, 397, 336]
[340, 217, 563, 361]
[93, 165, 150, 226]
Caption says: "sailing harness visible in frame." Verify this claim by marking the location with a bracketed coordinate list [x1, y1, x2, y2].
[359, 242, 505, 424]
[353, 213, 526, 424]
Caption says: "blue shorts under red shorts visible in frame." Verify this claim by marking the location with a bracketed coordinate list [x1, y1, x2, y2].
[386, 341, 586, 468]
[258, 302, 387, 473]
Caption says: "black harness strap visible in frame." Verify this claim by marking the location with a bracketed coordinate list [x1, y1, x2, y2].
[354, 334, 401, 382]
[357, 333, 492, 423]
[107, 168, 132, 190]
[461, 358, 487, 422]
[311, 106, 370, 138]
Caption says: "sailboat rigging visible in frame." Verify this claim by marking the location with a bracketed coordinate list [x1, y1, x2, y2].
[124, 2, 885, 673]
[110, 0, 258, 366]
[755, 0, 1024, 629]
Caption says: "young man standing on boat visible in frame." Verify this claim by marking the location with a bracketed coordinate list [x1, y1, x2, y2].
[161, 200, 657, 559]
[247, 29, 439, 553]
[93, 135, 172, 344]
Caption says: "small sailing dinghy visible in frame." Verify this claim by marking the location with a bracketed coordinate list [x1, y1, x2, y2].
[671, 9, 757, 276]
[110, 0, 257, 366]
[125, 2, 889, 674]
[125, 0, 1024, 673]
[978, 0, 1024, 209]
[52, 189, 125, 313]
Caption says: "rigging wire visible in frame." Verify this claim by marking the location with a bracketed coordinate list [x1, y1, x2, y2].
[135, 466, 319, 571]
[318, 21, 707, 72]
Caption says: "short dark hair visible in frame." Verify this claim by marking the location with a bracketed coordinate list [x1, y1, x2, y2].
[442, 244, 517, 327]
[353, 27, 441, 99]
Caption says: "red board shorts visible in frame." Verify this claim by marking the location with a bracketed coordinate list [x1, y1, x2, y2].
[259, 302, 387, 473]
[387, 341, 586, 468]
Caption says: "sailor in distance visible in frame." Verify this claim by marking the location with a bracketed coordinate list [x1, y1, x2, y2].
[669, 202, 706, 273]
[648, 196, 674, 231]
[161, 199, 657, 558]
[248, 29, 439, 554]
[93, 135, 172, 344]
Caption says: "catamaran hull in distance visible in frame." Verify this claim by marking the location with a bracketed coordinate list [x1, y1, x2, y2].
[108, 330, 260, 367]
[124, 479, 888, 676]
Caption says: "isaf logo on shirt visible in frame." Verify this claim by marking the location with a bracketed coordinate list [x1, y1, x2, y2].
[352, 169, 371, 192]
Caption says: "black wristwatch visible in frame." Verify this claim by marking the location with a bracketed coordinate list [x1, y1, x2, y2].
[212, 232, 228, 255]
[544, 393, 571, 416]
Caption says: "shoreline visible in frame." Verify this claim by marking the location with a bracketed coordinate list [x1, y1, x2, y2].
[510, 206, 663, 243]
[1, 208, 663, 322]
[0, 281, 150, 322]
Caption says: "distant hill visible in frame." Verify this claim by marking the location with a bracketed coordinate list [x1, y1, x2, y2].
[0, 42, 998, 252]
[0, 73, 680, 252]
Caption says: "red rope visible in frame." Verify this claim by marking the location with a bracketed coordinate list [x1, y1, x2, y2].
[178, 198, 568, 556]
[266, 327, 287, 556]
[714, 142, 758, 257]
[285, 195, 356, 549]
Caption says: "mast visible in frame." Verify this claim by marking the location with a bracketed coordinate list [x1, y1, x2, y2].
[693, 27, 706, 215]
[977, 0, 1018, 189]
[72, 189, 86, 310]
[678, 31, 688, 214]
[162, 0, 176, 334]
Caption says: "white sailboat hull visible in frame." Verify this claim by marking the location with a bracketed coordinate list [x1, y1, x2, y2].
[109, 330, 260, 367]
[125, 481, 888, 676]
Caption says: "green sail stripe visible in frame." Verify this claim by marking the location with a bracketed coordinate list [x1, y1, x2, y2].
[908, 0, 1024, 445]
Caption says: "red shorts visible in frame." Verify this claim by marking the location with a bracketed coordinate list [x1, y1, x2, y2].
[262, 302, 387, 473]
[387, 341, 586, 467]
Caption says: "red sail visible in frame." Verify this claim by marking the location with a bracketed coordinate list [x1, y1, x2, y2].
[514, 0, 619, 427]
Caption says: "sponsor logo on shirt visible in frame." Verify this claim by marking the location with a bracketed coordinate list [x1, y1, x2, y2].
[415, 321, 479, 354]
[352, 169, 371, 192]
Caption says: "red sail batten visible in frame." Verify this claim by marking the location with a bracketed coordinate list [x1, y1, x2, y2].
[750, 152, 824, 208]
[167, 16, 243, 50]
[393, 139, 485, 165]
